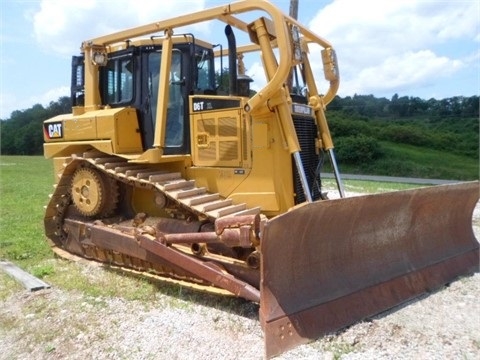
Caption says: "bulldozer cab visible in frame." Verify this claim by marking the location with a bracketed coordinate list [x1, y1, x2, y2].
[82, 41, 216, 155]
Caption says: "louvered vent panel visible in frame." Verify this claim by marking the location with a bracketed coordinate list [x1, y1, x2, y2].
[219, 141, 238, 161]
[199, 143, 217, 161]
[197, 118, 216, 135]
[218, 117, 237, 136]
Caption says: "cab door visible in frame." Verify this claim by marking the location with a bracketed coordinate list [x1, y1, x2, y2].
[143, 48, 188, 154]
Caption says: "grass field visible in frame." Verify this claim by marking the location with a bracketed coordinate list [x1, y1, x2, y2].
[379, 141, 479, 180]
[0, 156, 53, 266]
[331, 141, 479, 180]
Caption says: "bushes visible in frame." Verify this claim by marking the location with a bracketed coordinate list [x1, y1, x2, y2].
[329, 113, 478, 159]
[335, 135, 384, 164]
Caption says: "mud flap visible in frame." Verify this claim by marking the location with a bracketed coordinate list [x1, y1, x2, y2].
[260, 181, 479, 358]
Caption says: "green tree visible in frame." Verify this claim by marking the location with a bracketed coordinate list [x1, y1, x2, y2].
[1, 97, 71, 155]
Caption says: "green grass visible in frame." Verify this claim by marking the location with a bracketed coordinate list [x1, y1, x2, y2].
[379, 141, 478, 180]
[332, 141, 478, 180]
[0, 156, 54, 265]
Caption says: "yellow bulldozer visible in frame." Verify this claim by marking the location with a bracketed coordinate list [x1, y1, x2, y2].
[42, 0, 479, 357]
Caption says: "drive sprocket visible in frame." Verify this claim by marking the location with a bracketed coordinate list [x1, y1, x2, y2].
[71, 166, 118, 217]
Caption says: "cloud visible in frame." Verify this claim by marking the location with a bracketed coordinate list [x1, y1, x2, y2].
[342, 50, 464, 96]
[308, 0, 479, 97]
[0, 92, 17, 119]
[0, 86, 69, 119]
[31, 86, 71, 106]
[32, 0, 207, 56]
[25, 0, 479, 105]
[247, 62, 268, 92]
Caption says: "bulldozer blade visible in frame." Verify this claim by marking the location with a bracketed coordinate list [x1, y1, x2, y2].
[260, 181, 479, 358]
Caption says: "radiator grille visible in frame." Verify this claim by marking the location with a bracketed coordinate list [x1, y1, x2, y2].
[293, 115, 322, 204]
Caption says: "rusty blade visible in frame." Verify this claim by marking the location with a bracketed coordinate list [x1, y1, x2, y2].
[260, 181, 479, 358]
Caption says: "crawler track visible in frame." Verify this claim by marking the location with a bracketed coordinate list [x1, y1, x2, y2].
[44, 150, 262, 299]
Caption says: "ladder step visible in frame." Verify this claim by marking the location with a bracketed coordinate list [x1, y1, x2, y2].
[125, 168, 151, 177]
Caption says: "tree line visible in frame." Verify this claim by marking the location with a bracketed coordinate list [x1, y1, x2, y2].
[1, 97, 71, 155]
[328, 93, 479, 119]
[1, 94, 478, 161]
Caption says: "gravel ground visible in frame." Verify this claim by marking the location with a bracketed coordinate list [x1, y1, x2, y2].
[1, 200, 479, 360]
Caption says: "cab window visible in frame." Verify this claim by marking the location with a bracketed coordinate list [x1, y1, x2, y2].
[102, 55, 134, 104]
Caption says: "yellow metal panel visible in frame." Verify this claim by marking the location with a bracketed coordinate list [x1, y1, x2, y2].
[186, 167, 247, 200]
[44, 141, 113, 159]
[96, 118, 114, 139]
[106, 37, 213, 54]
[252, 122, 269, 149]
[112, 108, 142, 153]
[45, 107, 142, 155]
[95, 109, 116, 140]
[96, 109, 143, 153]
[97, 108, 142, 153]
[230, 192, 279, 212]
[131, 187, 169, 217]
[63, 116, 96, 141]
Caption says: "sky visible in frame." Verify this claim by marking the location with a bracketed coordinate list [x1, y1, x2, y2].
[0, 0, 478, 119]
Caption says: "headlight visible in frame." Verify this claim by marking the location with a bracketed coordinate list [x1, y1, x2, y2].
[91, 50, 108, 66]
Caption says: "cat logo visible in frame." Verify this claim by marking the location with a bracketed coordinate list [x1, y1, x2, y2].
[45, 122, 63, 139]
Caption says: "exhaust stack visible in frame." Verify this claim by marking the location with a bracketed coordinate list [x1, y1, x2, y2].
[225, 25, 238, 96]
